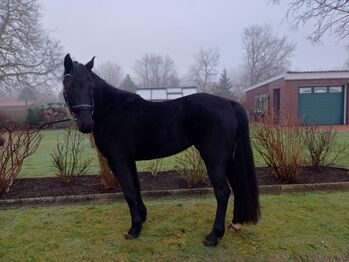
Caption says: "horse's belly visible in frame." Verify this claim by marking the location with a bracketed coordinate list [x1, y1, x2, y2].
[134, 140, 191, 161]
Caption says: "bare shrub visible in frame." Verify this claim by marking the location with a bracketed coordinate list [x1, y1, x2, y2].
[301, 125, 348, 170]
[51, 129, 91, 185]
[89, 134, 118, 189]
[147, 158, 163, 177]
[0, 123, 41, 194]
[175, 147, 207, 186]
[252, 110, 304, 182]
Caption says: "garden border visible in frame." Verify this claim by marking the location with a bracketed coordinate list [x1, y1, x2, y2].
[1, 181, 349, 208]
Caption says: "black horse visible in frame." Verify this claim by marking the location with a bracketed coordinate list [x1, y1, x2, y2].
[62, 54, 260, 246]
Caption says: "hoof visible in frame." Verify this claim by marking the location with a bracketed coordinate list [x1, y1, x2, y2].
[228, 223, 241, 232]
[202, 239, 218, 247]
[122, 232, 137, 240]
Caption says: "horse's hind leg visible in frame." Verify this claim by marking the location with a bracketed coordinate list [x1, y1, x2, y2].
[200, 153, 231, 246]
[108, 159, 144, 239]
[226, 158, 241, 231]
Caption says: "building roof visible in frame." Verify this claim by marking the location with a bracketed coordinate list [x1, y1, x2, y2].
[0, 99, 35, 107]
[245, 70, 349, 92]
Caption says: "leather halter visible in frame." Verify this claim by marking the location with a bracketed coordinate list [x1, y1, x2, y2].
[63, 73, 94, 119]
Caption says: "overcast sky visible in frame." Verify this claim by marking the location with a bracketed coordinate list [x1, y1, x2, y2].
[41, 0, 348, 76]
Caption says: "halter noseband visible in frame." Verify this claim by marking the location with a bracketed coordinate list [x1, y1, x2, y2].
[63, 73, 94, 119]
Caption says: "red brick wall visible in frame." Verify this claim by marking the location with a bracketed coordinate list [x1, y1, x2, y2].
[0, 107, 28, 122]
[245, 78, 285, 114]
[245, 77, 349, 124]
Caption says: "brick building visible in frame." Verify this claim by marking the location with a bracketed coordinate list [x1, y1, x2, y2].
[245, 71, 349, 125]
[0, 99, 35, 121]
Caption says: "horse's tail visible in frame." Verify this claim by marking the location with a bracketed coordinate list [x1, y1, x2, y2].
[228, 101, 260, 224]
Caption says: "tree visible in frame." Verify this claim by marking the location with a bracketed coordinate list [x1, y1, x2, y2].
[0, 0, 62, 94]
[133, 53, 179, 88]
[189, 47, 220, 93]
[18, 86, 37, 102]
[273, 0, 349, 44]
[119, 74, 138, 93]
[95, 61, 123, 87]
[211, 69, 233, 99]
[241, 24, 296, 86]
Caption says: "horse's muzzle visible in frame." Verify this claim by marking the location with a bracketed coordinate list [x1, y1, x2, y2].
[76, 112, 94, 134]
[78, 122, 94, 133]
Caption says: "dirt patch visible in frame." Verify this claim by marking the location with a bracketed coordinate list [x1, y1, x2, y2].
[1, 167, 348, 200]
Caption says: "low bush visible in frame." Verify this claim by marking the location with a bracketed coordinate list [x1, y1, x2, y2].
[26, 103, 70, 128]
[0, 123, 41, 194]
[51, 129, 91, 185]
[26, 105, 41, 125]
[175, 146, 207, 186]
[252, 110, 304, 182]
[301, 125, 348, 170]
[147, 158, 163, 177]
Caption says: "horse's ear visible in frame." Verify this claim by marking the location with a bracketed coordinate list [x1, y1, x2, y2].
[64, 54, 73, 73]
[85, 56, 95, 71]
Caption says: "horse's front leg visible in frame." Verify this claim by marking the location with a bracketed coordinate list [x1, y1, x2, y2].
[129, 161, 147, 223]
[108, 159, 144, 239]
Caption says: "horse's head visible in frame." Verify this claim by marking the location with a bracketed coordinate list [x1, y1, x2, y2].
[63, 54, 95, 133]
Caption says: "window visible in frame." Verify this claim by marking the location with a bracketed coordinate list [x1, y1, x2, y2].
[168, 93, 182, 99]
[329, 86, 342, 93]
[255, 94, 268, 113]
[137, 89, 151, 100]
[152, 89, 167, 100]
[183, 88, 197, 96]
[314, 87, 327, 93]
[167, 88, 182, 94]
[299, 87, 312, 94]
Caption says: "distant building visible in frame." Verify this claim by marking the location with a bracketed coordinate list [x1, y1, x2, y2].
[0, 99, 35, 121]
[245, 71, 349, 125]
[136, 87, 197, 102]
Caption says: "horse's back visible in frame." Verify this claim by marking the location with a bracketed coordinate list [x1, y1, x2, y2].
[181, 93, 238, 149]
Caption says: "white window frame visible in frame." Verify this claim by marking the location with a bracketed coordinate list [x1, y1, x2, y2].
[329, 86, 342, 93]
[314, 87, 327, 93]
[299, 87, 312, 94]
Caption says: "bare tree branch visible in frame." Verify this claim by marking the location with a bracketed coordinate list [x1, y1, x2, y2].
[189, 47, 220, 93]
[95, 61, 124, 87]
[272, 0, 349, 43]
[241, 24, 296, 86]
[0, 0, 63, 94]
[133, 53, 179, 88]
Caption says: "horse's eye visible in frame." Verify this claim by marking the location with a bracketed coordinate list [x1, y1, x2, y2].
[63, 76, 72, 85]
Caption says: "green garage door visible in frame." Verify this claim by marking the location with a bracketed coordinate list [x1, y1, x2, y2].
[298, 86, 345, 125]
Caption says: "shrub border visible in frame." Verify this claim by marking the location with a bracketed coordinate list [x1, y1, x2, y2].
[1, 182, 349, 208]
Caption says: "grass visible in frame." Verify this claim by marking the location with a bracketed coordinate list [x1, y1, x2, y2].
[18, 129, 349, 178]
[0, 192, 348, 261]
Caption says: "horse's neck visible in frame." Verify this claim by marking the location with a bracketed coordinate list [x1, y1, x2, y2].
[92, 81, 115, 119]
[92, 77, 139, 122]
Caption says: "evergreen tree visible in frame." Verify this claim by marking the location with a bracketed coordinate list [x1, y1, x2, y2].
[119, 74, 138, 93]
[211, 69, 233, 99]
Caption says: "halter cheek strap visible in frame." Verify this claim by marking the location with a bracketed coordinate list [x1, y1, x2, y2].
[63, 73, 94, 118]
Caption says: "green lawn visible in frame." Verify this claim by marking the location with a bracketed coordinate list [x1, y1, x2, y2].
[0, 192, 348, 261]
[19, 129, 349, 178]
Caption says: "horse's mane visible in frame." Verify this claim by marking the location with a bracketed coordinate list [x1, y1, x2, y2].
[90, 70, 142, 102]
